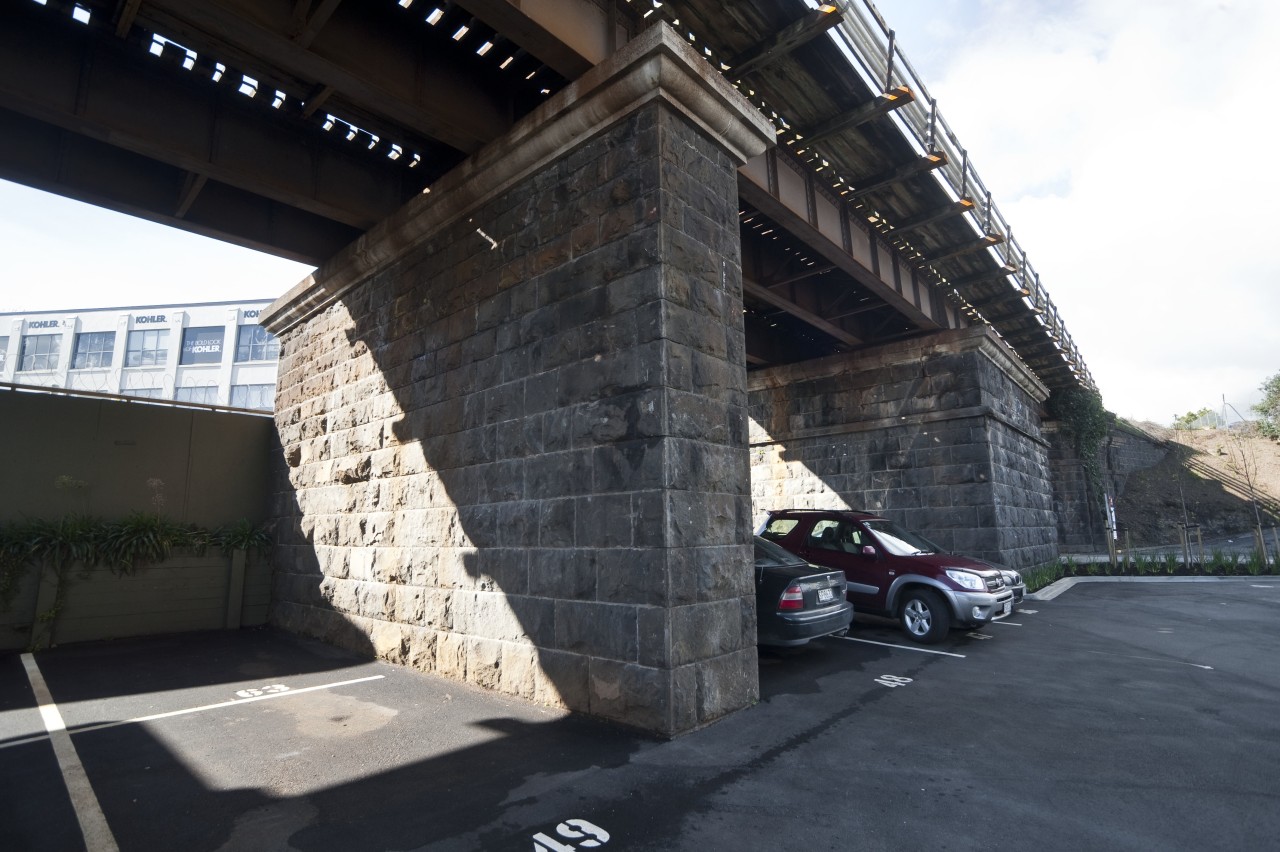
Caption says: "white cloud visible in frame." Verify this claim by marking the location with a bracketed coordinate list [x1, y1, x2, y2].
[884, 0, 1279, 422]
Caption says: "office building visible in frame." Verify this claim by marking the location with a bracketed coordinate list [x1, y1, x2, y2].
[1, 299, 279, 411]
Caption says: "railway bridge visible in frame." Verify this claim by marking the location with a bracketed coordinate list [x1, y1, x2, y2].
[0, 0, 1096, 733]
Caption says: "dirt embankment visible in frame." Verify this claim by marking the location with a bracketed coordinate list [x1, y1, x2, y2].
[1114, 424, 1280, 546]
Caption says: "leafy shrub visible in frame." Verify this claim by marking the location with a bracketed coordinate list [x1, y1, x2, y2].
[0, 514, 272, 611]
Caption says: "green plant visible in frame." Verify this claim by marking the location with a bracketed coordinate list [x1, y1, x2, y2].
[0, 514, 273, 629]
[1161, 552, 1179, 575]
[0, 523, 32, 610]
[1245, 550, 1266, 576]
[1132, 553, 1152, 576]
[213, 519, 273, 556]
[1048, 388, 1112, 500]
[1255, 371, 1280, 439]
[98, 512, 187, 574]
[1022, 562, 1066, 593]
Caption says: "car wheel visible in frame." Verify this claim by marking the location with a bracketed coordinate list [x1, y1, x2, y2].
[899, 589, 950, 644]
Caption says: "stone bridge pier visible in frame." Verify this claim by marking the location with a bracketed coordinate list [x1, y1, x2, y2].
[748, 327, 1058, 571]
[261, 26, 775, 736]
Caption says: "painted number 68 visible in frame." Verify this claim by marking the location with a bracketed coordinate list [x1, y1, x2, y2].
[532, 819, 610, 851]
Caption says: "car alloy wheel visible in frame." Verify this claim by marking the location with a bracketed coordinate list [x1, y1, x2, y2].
[899, 588, 950, 644]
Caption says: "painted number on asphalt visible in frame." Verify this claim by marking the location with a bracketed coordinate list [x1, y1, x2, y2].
[532, 819, 610, 851]
[966, 632, 993, 640]
[875, 675, 913, 688]
[235, 684, 291, 698]
[1019, 609, 1039, 614]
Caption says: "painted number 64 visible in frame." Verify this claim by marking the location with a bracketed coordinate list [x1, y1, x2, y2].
[532, 819, 610, 851]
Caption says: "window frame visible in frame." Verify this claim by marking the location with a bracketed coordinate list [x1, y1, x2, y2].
[19, 333, 61, 372]
[174, 386, 218, 405]
[71, 331, 116, 370]
[230, 383, 275, 411]
[125, 328, 170, 368]
[234, 325, 279, 363]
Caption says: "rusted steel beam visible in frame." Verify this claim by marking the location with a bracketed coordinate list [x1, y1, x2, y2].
[920, 232, 1003, 265]
[844, 152, 946, 199]
[727, 4, 843, 82]
[743, 277, 864, 347]
[799, 85, 914, 147]
[885, 196, 974, 236]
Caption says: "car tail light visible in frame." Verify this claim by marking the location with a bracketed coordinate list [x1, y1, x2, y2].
[779, 584, 805, 610]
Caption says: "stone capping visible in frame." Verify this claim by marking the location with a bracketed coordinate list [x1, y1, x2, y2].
[262, 23, 777, 335]
[749, 402, 1050, 450]
[746, 326, 1050, 403]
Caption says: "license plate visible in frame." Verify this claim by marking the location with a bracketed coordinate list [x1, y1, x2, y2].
[817, 588, 834, 603]
[1002, 601, 1012, 616]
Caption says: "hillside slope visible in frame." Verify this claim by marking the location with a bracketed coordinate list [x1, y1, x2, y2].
[1114, 424, 1280, 547]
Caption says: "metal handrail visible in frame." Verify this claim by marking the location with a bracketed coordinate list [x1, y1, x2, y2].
[811, 0, 1094, 389]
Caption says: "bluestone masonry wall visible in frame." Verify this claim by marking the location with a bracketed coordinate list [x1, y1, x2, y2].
[749, 327, 1057, 569]
[262, 27, 774, 735]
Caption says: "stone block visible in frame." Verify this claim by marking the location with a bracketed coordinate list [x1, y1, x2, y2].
[588, 659, 670, 734]
[596, 547, 668, 606]
[370, 619, 408, 663]
[574, 494, 635, 548]
[405, 626, 437, 672]
[529, 549, 596, 599]
[554, 600, 637, 661]
[535, 648, 590, 711]
[694, 647, 760, 724]
[670, 599, 745, 667]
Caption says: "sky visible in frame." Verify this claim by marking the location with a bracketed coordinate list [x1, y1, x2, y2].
[1, 0, 1275, 425]
[878, 0, 1279, 424]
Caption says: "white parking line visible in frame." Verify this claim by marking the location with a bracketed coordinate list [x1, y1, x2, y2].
[21, 654, 120, 852]
[989, 621, 1023, 627]
[0, 673, 386, 751]
[70, 674, 386, 736]
[833, 636, 966, 658]
[1085, 650, 1214, 670]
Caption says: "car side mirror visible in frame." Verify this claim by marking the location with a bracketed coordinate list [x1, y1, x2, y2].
[860, 545, 876, 557]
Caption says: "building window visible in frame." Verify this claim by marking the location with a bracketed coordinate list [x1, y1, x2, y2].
[19, 334, 61, 372]
[0, 336, 8, 371]
[125, 329, 169, 367]
[72, 331, 116, 369]
[230, 383, 275, 411]
[180, 327, 225, 365]
[235, 325, 279, 362]
[127, 388, 165, 399]
[174, 386, 218, 405]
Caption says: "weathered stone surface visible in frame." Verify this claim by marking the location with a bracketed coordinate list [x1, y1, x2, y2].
[749, 328, 1057, 569]
[267, 84, 762, 735]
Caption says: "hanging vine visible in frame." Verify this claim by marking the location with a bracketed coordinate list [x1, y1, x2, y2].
[1048, 387, 1112, 499]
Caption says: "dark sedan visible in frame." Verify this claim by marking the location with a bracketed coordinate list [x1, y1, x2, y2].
[754, 535, 853, 647]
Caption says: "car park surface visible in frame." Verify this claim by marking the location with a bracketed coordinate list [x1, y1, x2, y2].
[3, 578, 1279, 851]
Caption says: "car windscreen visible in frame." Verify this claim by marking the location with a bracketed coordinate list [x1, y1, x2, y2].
[754, 536, 804, 567]
[863, 520, 943, 556]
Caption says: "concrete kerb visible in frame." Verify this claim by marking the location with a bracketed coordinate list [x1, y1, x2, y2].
[1030, 574, 1275, 602]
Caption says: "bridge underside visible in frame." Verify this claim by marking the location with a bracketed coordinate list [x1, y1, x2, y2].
[3, 1, 1088, 734]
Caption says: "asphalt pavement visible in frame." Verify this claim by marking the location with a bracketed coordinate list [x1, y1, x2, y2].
[3, 577, 1278, 851]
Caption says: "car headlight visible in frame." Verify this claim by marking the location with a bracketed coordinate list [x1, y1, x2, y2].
[945, 569, 985, 591]
[1008, 571, 1022, 585]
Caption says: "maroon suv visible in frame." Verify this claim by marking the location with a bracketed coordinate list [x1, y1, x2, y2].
[758, 509, 1014, 644]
